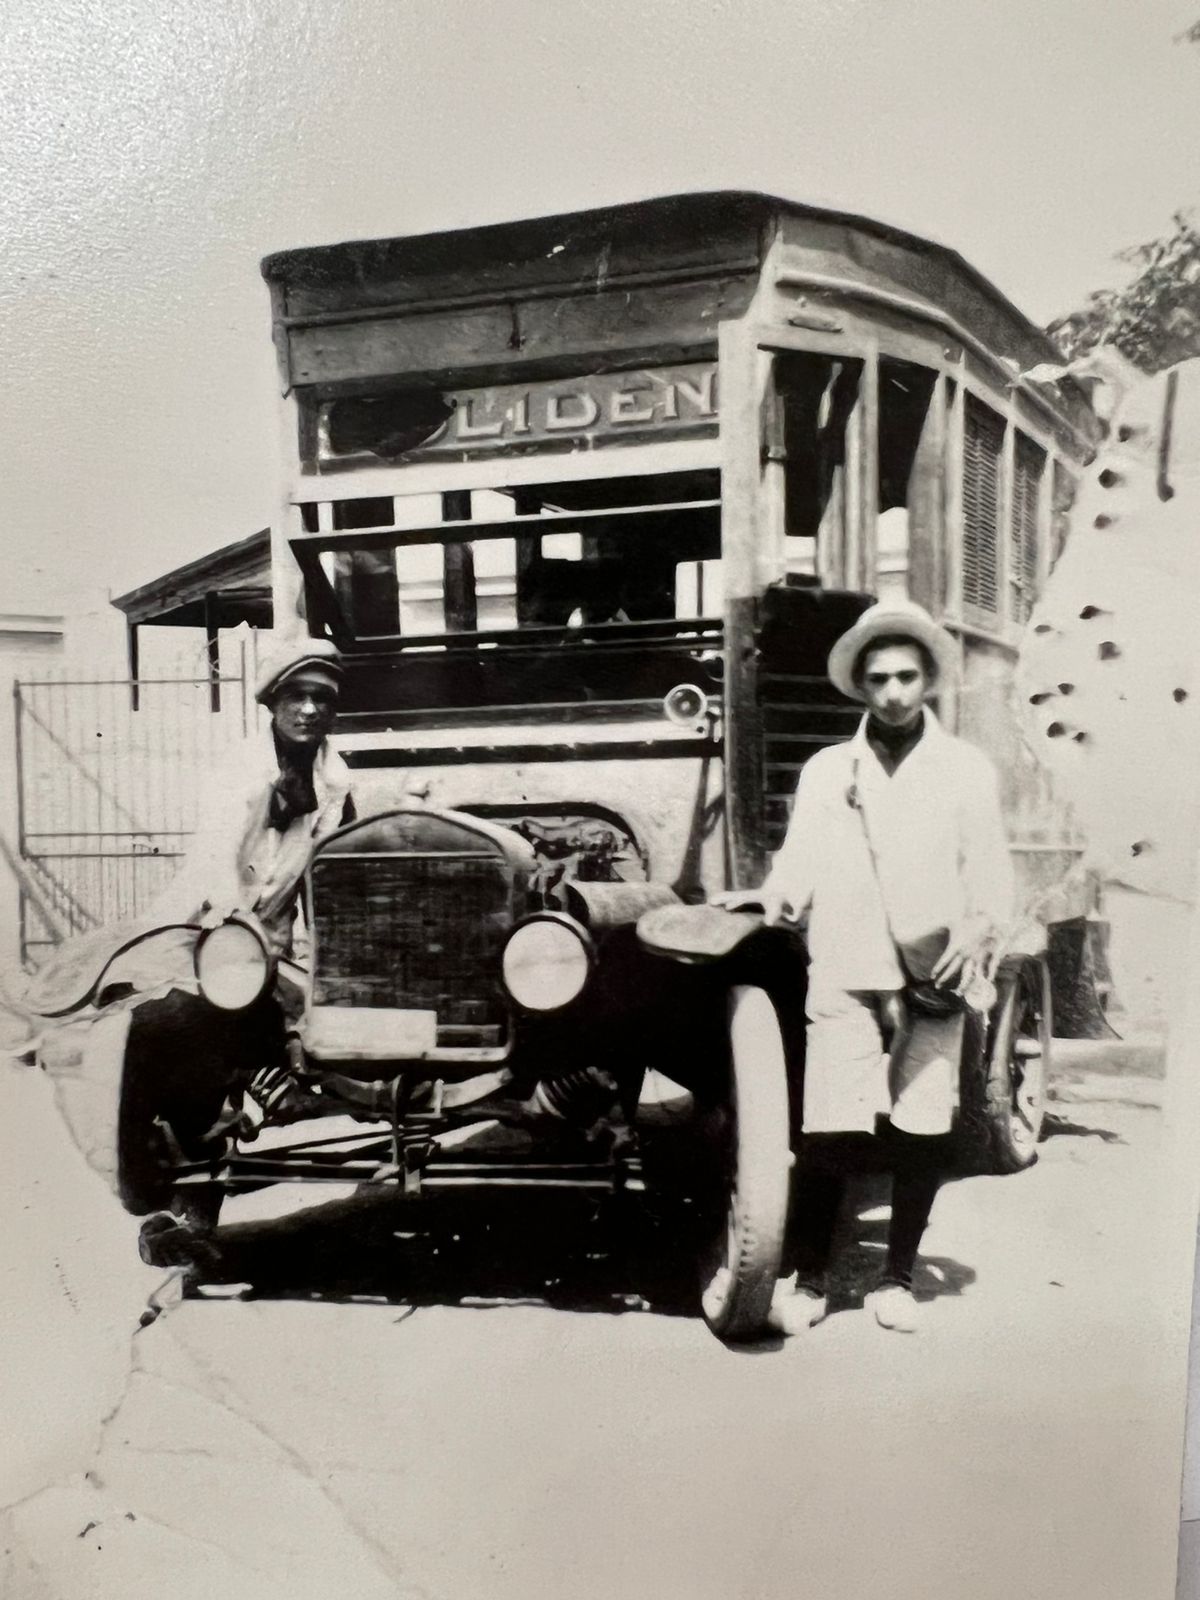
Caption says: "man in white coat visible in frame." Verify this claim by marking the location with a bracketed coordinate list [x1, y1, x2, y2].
[716, 599, 1014, 1332]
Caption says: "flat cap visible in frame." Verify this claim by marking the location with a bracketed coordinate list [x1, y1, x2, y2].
[254, 636, 344, 705]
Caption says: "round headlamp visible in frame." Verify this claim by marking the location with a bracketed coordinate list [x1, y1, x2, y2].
[501, 913, 592, 1013]
[194, 916, 273, 1011]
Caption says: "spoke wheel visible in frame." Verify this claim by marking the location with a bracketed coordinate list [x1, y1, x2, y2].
[994, 962, 1050, 1164]
[696, 985, 791, 1342]
[959, 959, 1051, 1174]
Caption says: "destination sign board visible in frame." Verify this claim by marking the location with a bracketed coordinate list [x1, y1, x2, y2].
[319, 362, 719, 462]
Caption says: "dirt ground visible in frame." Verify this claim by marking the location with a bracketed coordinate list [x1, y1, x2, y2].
[0, 1050, 1190, 1600]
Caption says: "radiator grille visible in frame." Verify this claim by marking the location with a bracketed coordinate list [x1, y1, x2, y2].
[310, 853, 511, 1046]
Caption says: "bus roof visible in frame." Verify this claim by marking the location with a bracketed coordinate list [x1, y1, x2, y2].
[262, 191, 1097, 446]
[262, 189, 1063, 361]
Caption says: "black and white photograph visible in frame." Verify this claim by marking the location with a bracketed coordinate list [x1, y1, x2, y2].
[2, 4, 1199, 1596]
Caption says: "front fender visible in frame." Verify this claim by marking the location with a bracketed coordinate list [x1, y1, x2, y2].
[637, 902, 766, 964]
[21, 917, 201, 1018]
[519, 908, 805, 1109]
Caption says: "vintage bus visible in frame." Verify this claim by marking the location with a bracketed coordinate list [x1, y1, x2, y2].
[90, 194, 1105, 1340]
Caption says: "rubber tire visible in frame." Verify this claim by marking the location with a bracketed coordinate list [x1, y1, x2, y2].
[959, 959, 1051, 1175]
[116, 1047, 174, 1216]
[696, 985, 792, 1342]
[116, 1043, 227, 1232]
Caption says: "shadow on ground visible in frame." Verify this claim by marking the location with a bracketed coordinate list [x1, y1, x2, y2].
[189, 1187, 702, 1319]
[180, 1167, 981, 1325]
[170, 1110, 1131, 1322]
[822, 1171, 978, 1314]
[1042, 1111, 1126, 1144]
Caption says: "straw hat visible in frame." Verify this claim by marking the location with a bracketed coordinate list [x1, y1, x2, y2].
[827, 599, 957, 703]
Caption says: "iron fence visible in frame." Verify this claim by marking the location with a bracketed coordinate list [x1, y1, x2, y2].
[12, 657, 255, 964]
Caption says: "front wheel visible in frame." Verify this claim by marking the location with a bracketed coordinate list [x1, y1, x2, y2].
[117, 991, 243, 1220]
[959, 958, 1051, 1174]
[696, 985, 792, 1341]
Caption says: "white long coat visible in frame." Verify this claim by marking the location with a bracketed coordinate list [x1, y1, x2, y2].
[762, 709, 1014, 1131]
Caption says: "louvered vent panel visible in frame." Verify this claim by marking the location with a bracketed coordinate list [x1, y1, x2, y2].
[962, 398, 1004, 614]
[1010, 434, 1045, 623]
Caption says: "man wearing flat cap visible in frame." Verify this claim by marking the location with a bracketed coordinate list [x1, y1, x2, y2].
[104, 636, 355, 1234]
[715, 599, 1013, 1334]
[162, 636, 354, 952]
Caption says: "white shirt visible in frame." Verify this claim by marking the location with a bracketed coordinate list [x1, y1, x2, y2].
[763, 708, 1014, 991]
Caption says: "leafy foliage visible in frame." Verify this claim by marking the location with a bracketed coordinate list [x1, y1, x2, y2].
[1046, 212, 1200, 373]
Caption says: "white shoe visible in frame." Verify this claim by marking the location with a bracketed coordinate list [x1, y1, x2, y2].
[767, 1276, 828, 1334]
[868, 1283, 919, 1333]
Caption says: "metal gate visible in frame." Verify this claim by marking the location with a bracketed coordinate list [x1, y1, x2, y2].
[11, 661, 256, 965]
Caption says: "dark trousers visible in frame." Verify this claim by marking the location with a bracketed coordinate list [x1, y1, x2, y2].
[785, 1125, 951, 1292]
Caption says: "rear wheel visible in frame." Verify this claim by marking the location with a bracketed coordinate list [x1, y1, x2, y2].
[959, 959, 1050, 1174]
[696, 985, 792, 1342]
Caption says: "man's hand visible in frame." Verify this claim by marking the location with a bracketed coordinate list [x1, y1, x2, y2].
[198, 900, 243, 932]
[710, 889, 798, 928]
[931, 916, 995, 990]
